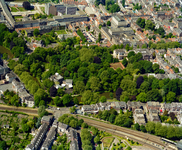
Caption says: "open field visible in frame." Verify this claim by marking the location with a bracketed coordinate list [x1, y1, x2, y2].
[18, 7, 26, 11]
[40, 7, 45, 13]
[102, 137, 114, 148]
[10, 7, 18, 12]
[56, 30, 67, 35]
[110, 62, 125, 70]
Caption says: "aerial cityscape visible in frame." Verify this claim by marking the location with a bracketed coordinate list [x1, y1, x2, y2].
[1, 0, 182, 149]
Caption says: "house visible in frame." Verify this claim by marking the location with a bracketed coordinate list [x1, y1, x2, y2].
[0, 65, 9, 75]
[133, 109, 146, 125]
[127, 101, 142, 111]
[176, 140, 182, 150]
[25, 123, 49, 150]
[155, 74, 168, 79]
[146, 101, 161, 111]
[113, 49, 127, 60]
[18, 88, 30, 104]
[24, 96, 34, 107]
[70, 139, 79, 150]
[98, 102, 111, 111]
[3, 124, 10, 129]
[41, 126, 57, 150]
[177, 114, 182, 124]
[41, 116, 52, 125]
[58, 122, 69, 134]
[52, 120, 58, 128]
[110, 101, 127, 112]
[148, 109, 161, 122]
[5, 72, 16, 83]
[50, 73, 64, 84]
[81, 104, 98, 114]
[133, 49, 153, 61]
[62, 79, 73, 89]
[32, 40, 44, 50]
[68, 129, 79, 150]
[12, 79, 24, 93]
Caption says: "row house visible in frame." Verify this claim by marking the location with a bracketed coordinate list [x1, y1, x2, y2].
[127, 101, 142, 111]
[26, 123, 49, 150]
[81, 104, 99, 114]
[155, 53, 174, 74]
[162, 103, 182, 115]
[41, 125, 57, 150]
[133, 109, 146, 125]
[167, 48, 182, 54]
[110, 101, 127, 113]
[146, 101, 161, 111]
[12, 79, 35, 107]
[148, 109, 161, 122]
[81, 101, 127, 114]
[12, 79, 24, 93]
[58, 122, 69, 134]
[68, 129, 79, 150]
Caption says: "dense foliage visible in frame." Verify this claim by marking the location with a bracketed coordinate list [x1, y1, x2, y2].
[0, 113, 40, 149]
[106, 0, 120, 13]
[133, 3, 142, 10]
[77, 29, 87, 43]
[58, 114, 86, 129]
[86, 109, 133, 128]
[0, 24, 26, 58]
[1, 23, 182, 107]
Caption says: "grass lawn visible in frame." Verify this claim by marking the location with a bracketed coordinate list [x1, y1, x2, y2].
[14, 16, 23, 21]
[14, 16, 23, 19]
[40, 7, 45, 13]
[10, 7, 18, 12]
[102, 137, 114, 148]
[56, 30, 67, 35]
[18, 7, 26, 11]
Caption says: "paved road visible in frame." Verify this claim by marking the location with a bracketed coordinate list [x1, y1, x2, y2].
[35, 3, 44, 14]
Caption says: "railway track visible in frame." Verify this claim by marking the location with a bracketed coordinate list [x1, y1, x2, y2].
[75, 115, 166, 150]
[0, 105, 38, 115]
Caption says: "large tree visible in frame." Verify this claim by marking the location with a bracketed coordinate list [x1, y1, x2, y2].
[116, 87, 123, 100]
[23, 1, 31, 10]
[50, 86, 57, 97]
[38, 105, 48, 117]
[146, 89, 161, 102]
[33, 28, 40, 37]
[62, 94, 72, 106]
[136, 92, 147, 102]
[136, 76, 144, 88]
[88, 76, 100, 92]
[74, 81, 85, 94]
[166, 91, 176, 103]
